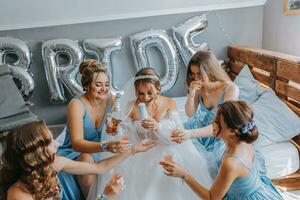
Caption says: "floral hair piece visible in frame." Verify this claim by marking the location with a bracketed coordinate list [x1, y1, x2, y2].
[240, 119, 256, 134]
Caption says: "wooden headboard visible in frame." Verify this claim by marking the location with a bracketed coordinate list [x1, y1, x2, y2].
[226, 45, 300, 117]
[226, 45, 300, 190]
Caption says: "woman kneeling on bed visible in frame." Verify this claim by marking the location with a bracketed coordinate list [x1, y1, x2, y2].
[161, 100, 283, 200]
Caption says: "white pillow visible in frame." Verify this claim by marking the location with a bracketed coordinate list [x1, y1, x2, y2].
[253, 88, 300, 147]
[234, 65, 265, 103]
[259, 142, 299, 179]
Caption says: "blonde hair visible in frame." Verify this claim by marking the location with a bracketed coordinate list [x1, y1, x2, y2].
[134, 67, 161, 93]
[186, 50, 230, 87]
[79, 60, 108, 91]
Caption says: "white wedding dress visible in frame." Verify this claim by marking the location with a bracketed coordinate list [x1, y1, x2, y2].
[88, 109, 213, 200]
[87, 77, 213, 200]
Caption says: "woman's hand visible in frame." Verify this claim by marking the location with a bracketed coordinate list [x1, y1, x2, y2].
[102, 173, 124, 199]
[107, 136, 130, 153]
[171, 129, 192, 144]
[159, 160, 188, 179]
[141, 118, 159, 132]
[131, 140, 158, 154]
[188, 80, 203, 97]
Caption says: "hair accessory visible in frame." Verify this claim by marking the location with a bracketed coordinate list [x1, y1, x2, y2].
[240, 119, 255, 134]
[134, 75, 159, 82]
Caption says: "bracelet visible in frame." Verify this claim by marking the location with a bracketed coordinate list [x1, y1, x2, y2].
[188, 92, 195, 99]
[181, 174, 188, 184]
[100, 141, 109, 152]
[96, 194, 109, 200]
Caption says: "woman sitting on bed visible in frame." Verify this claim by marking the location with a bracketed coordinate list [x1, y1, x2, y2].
[183, 50, 239, 151]
[57, 60, 130, 199]
[161, 100, 283, 200]
[88, 67, 213, 200]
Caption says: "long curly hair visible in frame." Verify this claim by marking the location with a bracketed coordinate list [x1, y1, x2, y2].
[0, 121, 60, 200]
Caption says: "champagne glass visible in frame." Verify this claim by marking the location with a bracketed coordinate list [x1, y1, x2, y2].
[106, 114, 122, 136]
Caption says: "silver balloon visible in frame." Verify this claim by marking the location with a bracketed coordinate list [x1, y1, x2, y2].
[130, 29, 180, 92]
[83, 38, 123, 94]
[172, 14, 209, 66]
[0, 37, 34, 100]
[42, 39, 84, 104]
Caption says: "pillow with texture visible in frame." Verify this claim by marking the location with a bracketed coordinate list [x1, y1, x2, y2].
[253, 88, 300, 147]
[234, 65, 265, 103]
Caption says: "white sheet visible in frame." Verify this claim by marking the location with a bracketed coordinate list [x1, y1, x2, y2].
[260, 142, 299, 179]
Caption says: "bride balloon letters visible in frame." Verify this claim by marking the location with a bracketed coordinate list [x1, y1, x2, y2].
[0, 37, 35, 100]
[0, 14, 208, 104]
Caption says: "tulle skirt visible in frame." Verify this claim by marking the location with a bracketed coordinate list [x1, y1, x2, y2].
[88, 140, 213, 200]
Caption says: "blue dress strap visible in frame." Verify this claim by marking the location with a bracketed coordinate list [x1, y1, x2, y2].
[226, 153, 251, 171]
[217, 92, 225, 105]
[98, 95, 110, 130]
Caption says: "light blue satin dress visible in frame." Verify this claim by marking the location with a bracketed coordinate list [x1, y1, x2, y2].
[209, 142, 283, 200]
[184, 94, 224, 151]
[57, 96, 110, 200]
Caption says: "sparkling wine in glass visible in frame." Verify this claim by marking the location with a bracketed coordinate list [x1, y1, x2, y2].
[106, 93, 122, 136]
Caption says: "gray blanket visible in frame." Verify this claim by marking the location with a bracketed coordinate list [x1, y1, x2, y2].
[0, 65, 37, 133]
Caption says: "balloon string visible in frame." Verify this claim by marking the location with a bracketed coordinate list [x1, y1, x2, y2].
[214, 12, 233, 45]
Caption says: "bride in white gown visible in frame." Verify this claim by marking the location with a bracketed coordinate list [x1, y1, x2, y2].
[88, 67, 213, 200]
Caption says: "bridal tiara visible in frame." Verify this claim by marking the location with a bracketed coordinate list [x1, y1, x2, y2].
[134, 75, 159, 82]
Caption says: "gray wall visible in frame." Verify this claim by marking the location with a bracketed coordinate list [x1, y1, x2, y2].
[263, 0, 300, 56]
[0, 6, 264, 125]
[0, 0, 265, 31]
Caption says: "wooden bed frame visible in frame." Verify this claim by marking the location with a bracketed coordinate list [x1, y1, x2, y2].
[226, 45, 300, 191]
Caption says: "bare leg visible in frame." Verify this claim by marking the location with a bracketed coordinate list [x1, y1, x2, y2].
[76, 153, 96, 198]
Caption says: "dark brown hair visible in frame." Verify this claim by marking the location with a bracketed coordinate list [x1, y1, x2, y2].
[186, 50, 230, 87]
[79, 60, 108, 91]
[0, 121, 60, 200]
[215, 100, 258, 144]
[134, 67, 161, 93]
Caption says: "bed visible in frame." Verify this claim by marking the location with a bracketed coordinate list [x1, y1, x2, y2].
[52, 45, 300, 191]
[174, 96, 300, 180]
[174, 45, 300, 191]
[226, 45, 300, 191]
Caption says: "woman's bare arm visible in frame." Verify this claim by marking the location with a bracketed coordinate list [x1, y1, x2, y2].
[54, 152, 131, 175]
[67, 99, 103, 153]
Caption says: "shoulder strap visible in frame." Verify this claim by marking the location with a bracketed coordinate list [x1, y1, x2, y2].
[217, 92, 226, 105]
[227, 153, 251, 171]
[74, 96, 87, 115]
[105, 94, 111, 112]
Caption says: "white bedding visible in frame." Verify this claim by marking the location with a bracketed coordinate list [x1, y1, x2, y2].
[260, 142, 299, 179]
[173, 96, 299, 179]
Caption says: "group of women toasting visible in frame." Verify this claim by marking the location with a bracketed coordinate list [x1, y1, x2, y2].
[0, 50, 283, 200]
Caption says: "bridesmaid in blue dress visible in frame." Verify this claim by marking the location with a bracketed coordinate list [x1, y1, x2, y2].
[182, 50, 239, 151]
[57, 60, 130, 199]
[161, 101, 283, 200]
[1, 121, 156, 200]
